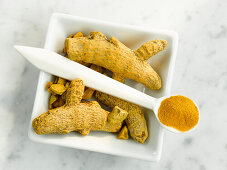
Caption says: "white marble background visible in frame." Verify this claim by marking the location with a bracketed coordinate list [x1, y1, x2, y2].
[0, 0, 227, 169]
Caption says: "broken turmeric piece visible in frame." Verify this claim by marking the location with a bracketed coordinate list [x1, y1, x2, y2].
[83, 88, 95, 100]
[118, 126, 129, 140]
[65, 79, 84, 105]
[47, 88, 56, 95]
[107, 106, 128, 124]
[65, 31, 167, 90]
[65, 82, 70, 89]
[49, 84, 66, 95]
[46, 82, 53, 89]
[95, 91, 148, 144]
[54, 77, 58, 84]
[52, 97, 65, 108]
[94, 72, 148, 143]
[64, 32, 85, 56]
[101, 106, 128, 133]
[57, 77, 67, 85]
[49, 95, 58, 109]
[33, 79, 128, 135]
[73, 32, 84, 38]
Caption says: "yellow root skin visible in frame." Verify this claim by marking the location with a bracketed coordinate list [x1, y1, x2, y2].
[47, 88, 56, 95]
[83, 88, 95, 100]
[95, 91, 148, 144]
[50, 84, 66, 95]
[52, 97, 65, 108]
[73, 32, 84, 38]
[91, 67, 148, 143]
[49, 95, 58, 109]
[101, 121, 122, 133]
[101, 106, 129, 132]
[65, 82, 70, 89]
[33, 79, 128, 136]
[32, 102, 108, 135]
[57, 77, 67, 85]
[118, 126, 129, 140]
[107, 106, 128, 124]
[65, 31, 165, 90]
[65, 79, 84, 105]
[33, 79, 108, 135]
[135, 39, 168, 60]
[33, 103, 128, 135]
[46, 82, 53, 89]
[64, 32, 84, 53]
[112, 73, 125, 83]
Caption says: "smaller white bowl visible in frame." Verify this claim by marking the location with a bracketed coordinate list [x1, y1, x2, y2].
[28, 13, 178, 161]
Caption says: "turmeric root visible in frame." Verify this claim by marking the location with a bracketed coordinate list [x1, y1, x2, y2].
[33, 101, 108, 135]
[46, 81, 53, 89]
[112, 73, 125, 83]
[94, 72, 148, 143]
[65, 82, 70, 89]
[65, 31, 167, 90]
[118, 126, 129, 140]
[95, 91, 148, 144]
[46, 77, 70, 109]
[49, 84, 66, 95]
[65, 32, 91, 67]
[73, 32, 84, 38]
[52, 97, 65, 108]
[57, 77, 67, 85]
[65, 79, 84, 105]
[101, 106, 128, 133]
[135, 39, 168, 61]
[32, 79, 128, 135]
[83, 88, 95, 100]
[49, 95, 58, 109]
[107, 106, 128, 124]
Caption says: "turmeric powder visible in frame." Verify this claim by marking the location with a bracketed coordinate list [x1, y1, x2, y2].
[158, 95, 199, 132]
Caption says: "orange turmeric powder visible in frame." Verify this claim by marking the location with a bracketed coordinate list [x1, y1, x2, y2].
[158, 95, 199, 132]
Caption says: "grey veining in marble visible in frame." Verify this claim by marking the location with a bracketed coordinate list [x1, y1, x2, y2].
[0, 0, 227, 170]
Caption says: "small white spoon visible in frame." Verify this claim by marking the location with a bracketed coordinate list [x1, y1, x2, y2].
[14, 45, 200, 133]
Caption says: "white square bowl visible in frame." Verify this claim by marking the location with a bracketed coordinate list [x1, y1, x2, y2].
[28, 13, 178, 161]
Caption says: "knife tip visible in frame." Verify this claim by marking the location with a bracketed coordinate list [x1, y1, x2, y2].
[14, 45, 23, 52]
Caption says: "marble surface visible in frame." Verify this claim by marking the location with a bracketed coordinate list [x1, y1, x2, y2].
[0, 0, 227, 169]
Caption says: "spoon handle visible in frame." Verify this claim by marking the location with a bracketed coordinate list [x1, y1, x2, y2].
[15, 46, 157, 110]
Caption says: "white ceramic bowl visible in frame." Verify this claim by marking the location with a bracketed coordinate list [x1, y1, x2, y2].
[28, 13, 178, 161]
